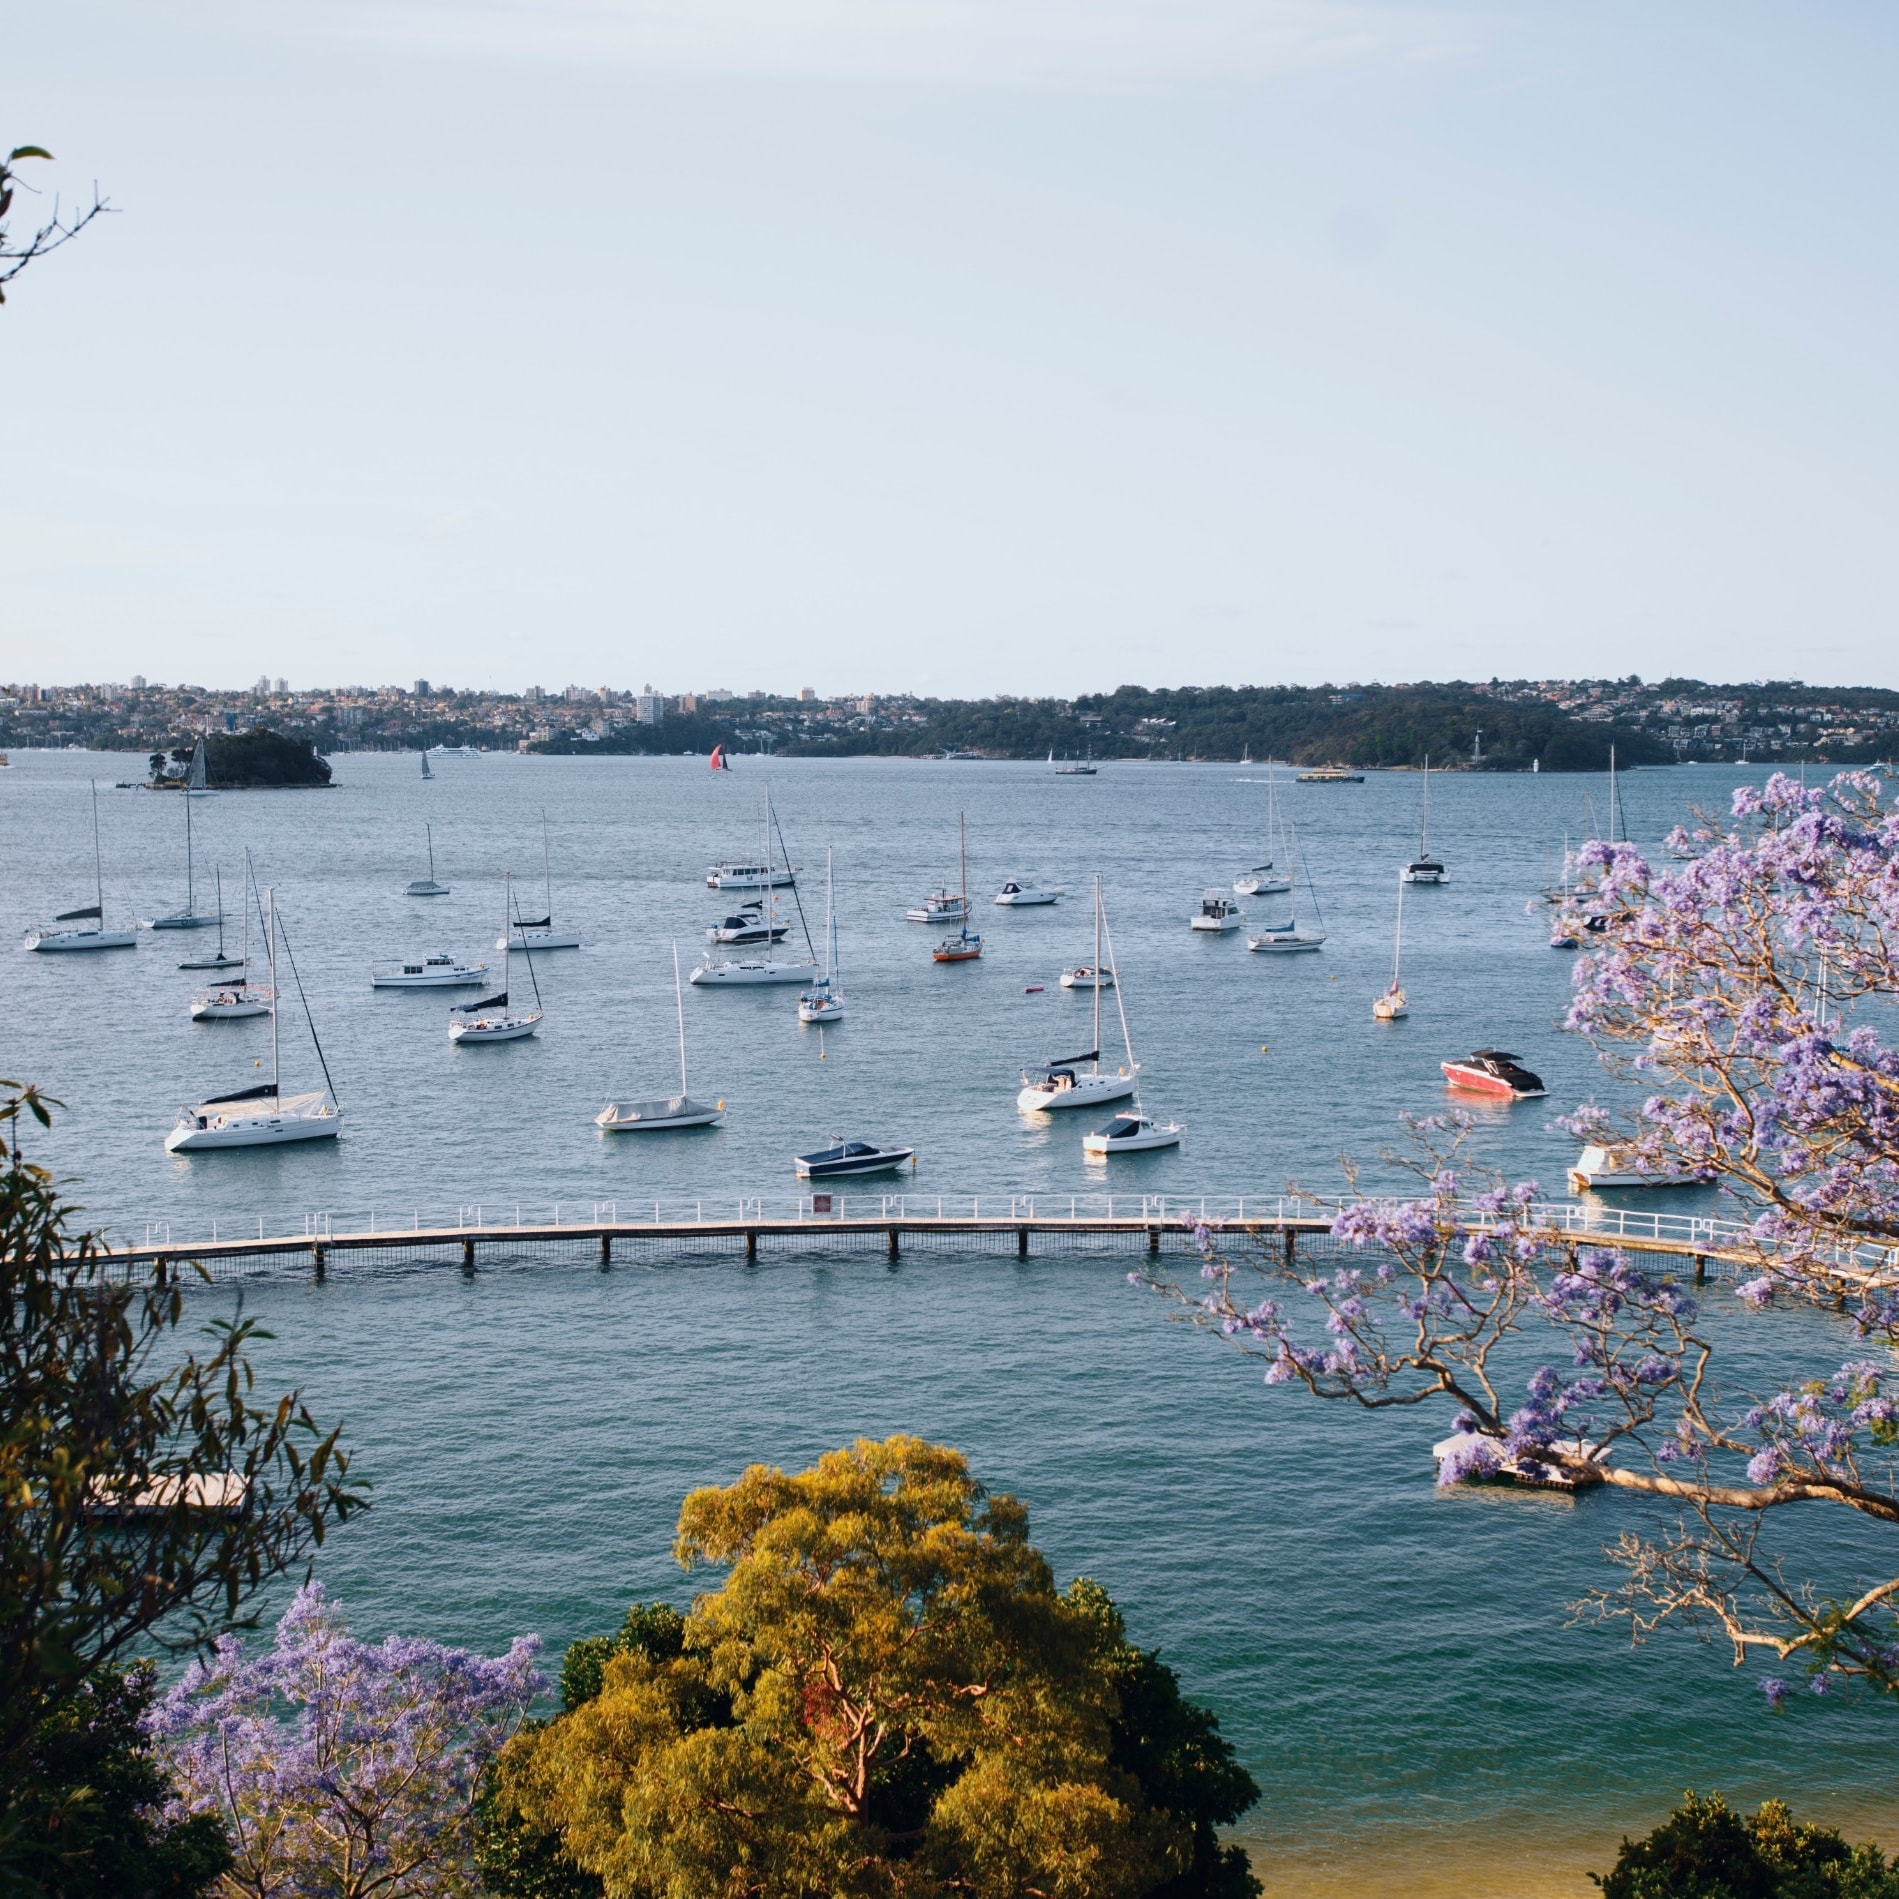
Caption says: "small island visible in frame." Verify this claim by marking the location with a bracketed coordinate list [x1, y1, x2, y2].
[147, 728, 332, 790]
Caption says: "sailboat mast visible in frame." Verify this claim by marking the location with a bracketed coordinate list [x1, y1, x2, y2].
[91, 779, 104, 916]
[1391, 870, 1405, 989]
[1100, 897, 1139, 1089]
[1419, 757, 1430, 857]
[502, 872, 511, 996]
[1091, 875, 1103, 1075]
[542, 809, 552, 923]
[184, 762, 196, 910]
[673, 940, 689, 1095]
[268, 886, 281, 1105]
[214, 865, 226, 957]
[1608, 746, 1619, 845]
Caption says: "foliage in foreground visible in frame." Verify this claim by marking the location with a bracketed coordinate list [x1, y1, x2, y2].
[485, 1435, 1261, 1899]
[0, 1082, 364, 1883]
[1595, 1792, 1899, 1898]
[155, 1582, 543, 1899]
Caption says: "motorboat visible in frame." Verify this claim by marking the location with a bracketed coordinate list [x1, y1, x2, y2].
[165, 887, 343, 1152]
[600, 942, 726, 1130]
[798, 851, 846, 1024]
[452, 874, 544, 1042]
[1401, 757, 1447, 884]
[905, 890, 968, 925]
[1568, 1144, 1705, 1193]
[1248, 821, 1326, 953]
[1441, 1050, 1546, 1099]
[405, 823, 450, 897]
[25, 782, 137, 952]
[707, 902, 787, 945]
[1058, 964, 1114, 990]
[1082, 1111, 1183, 1156]
[706, 860, 795, 890]
[428, 743, 481, 758]
[370, 953, 488, 988]
[1372, 871, 1407, 1017]
[794, 1140, 915, 1179]
[145, 755, 222, 928]
[933, 816, 983, 961]
[994, 881, 1061, 906]
[497, 811, 580, 949]
[1190, 890, 1246, 933]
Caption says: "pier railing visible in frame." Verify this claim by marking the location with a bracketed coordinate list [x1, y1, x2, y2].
[97, 1191, 1899, 1287]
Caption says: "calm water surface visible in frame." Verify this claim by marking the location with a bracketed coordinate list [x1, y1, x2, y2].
[2, 752, 1885, 1893]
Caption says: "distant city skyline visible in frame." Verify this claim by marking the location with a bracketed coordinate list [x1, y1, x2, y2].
[7, 1, 1897, 694]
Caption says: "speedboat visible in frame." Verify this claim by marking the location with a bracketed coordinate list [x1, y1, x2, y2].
[994, 881, 1061, 907]
[448, 992, 542, 1043]
[596, 1093, 724, 1132]
[794, 1140, 915, 1179]
[164, 1085, 341, 1152]
[1058, 965, 1114, 989]
[690, 954, 814, 985]
[189, 984, 272, 1021]
[706, 861, 795, 890]
[1248, 925, 1325, 954]
[707, 902, 787, 945]
[1016, 1053, 1136, 1114]
[905, 889, 968, 925]
[1441, 1049, 1546, 1099]
[1190, 890, 1246, 933]
[1082, 1111, 1183, 1156]
[1372, 983, 1408, 1020]
[1233, 865, 1292, 897]
[1567, 1144, 1704, 1192]
[370, 954, 488, 988]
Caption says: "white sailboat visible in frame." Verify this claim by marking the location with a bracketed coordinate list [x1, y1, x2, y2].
[1248, 822, 1327, 953]
[598, 943, 726, 1130]
[1373, 870, 1408, 1019]
[1402, 757, 1447, 884]
[1234, 767, 1293, 896]
[178, 866, 248, 971]
[498, 811, 581, 950]
[420, 750, 433, 781]
[798, 851, 845, 1024]
[190, 857, 273, 1019]
[25, 782, 137, 952]
[165, 888, 342, 1151]
[694, 800, 817, 985]
[146, 755, 222, 929]
[1018, 877, 1137, 1113]
[1081, 895, 1181, 1154]
[933, 815, 983, 962]
[405, 824, 450, 897]
[1058, 963, 1113, 990]
[450, 874, 544, 1042]
[185, 735, 216, 798]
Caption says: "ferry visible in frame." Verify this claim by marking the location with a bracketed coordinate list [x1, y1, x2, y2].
[1296, 766, 1364, 783]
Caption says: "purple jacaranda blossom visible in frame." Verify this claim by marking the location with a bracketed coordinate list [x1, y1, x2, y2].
[1437, 1435, 1503, 1487]
[1747, 1448, 1783, 1485]
[152, 1583, 542, 1899]
[1760, 1677, 1792, 1710]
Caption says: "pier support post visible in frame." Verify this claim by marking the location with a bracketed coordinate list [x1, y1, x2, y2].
[887, 1228, 900, 1259]
[153, 1256, 169, 1288]
[745, 1231, 758, 1262]
[1017, 1228, 1028, 1258]
[461, 1235, 476, 1275]
[312, 1244, 326, 1282]
[1284, 1229, 1296, 1265]
[599, 1233, 612, 1269]
[1693, 1255, 1707, 1284]
[1147, 1228, 1159, 1256]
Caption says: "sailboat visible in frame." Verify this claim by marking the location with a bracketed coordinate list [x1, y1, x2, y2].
[1402, 757, 1446, 883]
[598, 943, 726, 1130]
[1248, 822, 1327, 952]
[25, 782, 138, 952]
[1081, 894, 1181, 1154]
[405, 824, 450, 897]
[165, 887, 342, 1150]
[178, 866, 248, 971]
[1234, 767, 1293, 895]
[693, 798, 817, 984]
[498, 811, 580, 950]
[420, 750, 433, 781]
[1018, 877, 1137, 1112]
[146, 755, 222, 928]
[1373, 870, 1408, 1019]
[798, 851, 845, 1024]
[932, 815, 983, 962]
[190, 856, 273, 1019]
[184, 736, 216, 798]
[450, 874, 544, 1042]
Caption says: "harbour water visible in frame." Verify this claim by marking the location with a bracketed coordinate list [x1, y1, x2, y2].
[3, 751, 1888, 1892]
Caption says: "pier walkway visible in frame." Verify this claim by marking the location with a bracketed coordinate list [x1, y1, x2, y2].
[97, 1193, 1899, 1288]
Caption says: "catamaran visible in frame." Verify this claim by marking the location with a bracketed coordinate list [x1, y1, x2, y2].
[933, 815, 983, 962]
[1248, 822, 1327, 953]
[799, 851, 846, 1025]
[1234, 767, 1293, 896]
[598, 943, 726, 1130]
[1017, 877, 1136, 1113]
[25, 782, 137, 952]
[146, 753, 222, 929]
[1080, 893, 1181, 1155]
[165, 887, 342, 1151]
[450, 874, 545, 1042]
[498, 811, 580, 950]
[406, 823, 450, 897]
[1373, 869, 1408, 1019]
[1402, 757, 1447, 884]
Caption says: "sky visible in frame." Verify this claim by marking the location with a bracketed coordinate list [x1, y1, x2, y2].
[4, 1, 1897, 698]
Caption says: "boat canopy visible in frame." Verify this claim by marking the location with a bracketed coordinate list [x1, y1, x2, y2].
[56, 904, 102, 921]
[1046, 1049, 1099, 1068]
[462, 991, 509, 1012]
[514, 915, 552, 931]
[201, 1082, 284, 1105]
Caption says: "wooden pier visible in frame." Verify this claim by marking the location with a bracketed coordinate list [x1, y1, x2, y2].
[95, 1193, 1899, 1288]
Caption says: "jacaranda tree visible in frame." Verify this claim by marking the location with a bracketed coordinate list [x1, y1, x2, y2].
[1143, 772, 1899, 1705]
[154, 1583, 543, 1898]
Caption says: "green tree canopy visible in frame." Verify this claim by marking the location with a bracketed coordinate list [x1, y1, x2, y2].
[1594, 1792, 1899, 1899]
[491, 1436, 1260, 1899]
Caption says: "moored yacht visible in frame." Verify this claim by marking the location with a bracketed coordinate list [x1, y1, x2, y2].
[1190, 890, 1245, 933]
[405, 824, 450, 897]
[25, 782, 137, 952]
[599, 944, 725, 1130]
[994, 881, 1061, 907]
[794, 1140, 915, 1179]
[1081, 1111, 1183, 1156]
[370, 953, 488, 988]
[1568, 1144, 1705, 1192]
[1441, 1049, 1546, 1099]
[497, 812, 581, 949]
[1019, 880, 1135, 1113]
[1402, 757, 1447, 884]
[452, 874, 544, 1042]
[798, 851, 846, 1025]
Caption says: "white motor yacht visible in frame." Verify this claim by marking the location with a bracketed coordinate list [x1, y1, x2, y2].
[905, 889, 968, 925]
[994, 881, 1061, 907]
[707, 902, 787, 945]
[1568, 1144, 1705, 1192]
[1082, 1111, 1184, 1156]
[1190, 890, 1246, 933]
[26, 782, 138, 952]
[370, 953, 488, 988]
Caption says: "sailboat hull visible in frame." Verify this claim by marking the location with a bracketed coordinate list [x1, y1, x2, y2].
[26, 929, 137, 952]
[691, 960, 813, 985]
[498, 929, 581, 950]
[449, 1012, 542, 1043]
[1247, 931, 1325, 953]
[1016, 1071, 1136, 1113]
[147, 911, 223, 931]
[165, 1101, 341, 1152]
[597, 1096, 724, 1131]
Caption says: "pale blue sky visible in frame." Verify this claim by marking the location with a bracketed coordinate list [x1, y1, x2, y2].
[5, 1, 1896, 697]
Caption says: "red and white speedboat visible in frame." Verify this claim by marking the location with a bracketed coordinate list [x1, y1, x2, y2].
[1441, 1049, 1546, 1099]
